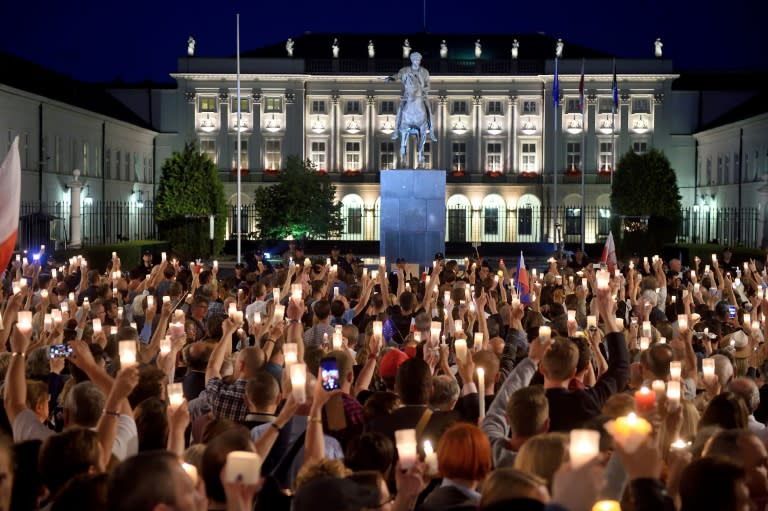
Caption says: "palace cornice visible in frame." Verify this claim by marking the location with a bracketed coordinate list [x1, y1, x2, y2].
[171, 73, 680, 83]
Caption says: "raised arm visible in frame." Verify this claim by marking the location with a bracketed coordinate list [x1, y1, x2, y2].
[96, 366, 139, 469]
[4, 323, 32, 425]
[205, 318, 238, 384]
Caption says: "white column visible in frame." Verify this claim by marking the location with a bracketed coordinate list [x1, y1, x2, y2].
[473, 94, 482, 171]
[69, 169, 83, 249]
[507, 95, 516, 172]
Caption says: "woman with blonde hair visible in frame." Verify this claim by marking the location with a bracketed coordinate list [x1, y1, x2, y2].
[513, 432, 569, 491]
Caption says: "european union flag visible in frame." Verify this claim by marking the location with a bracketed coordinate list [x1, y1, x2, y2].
[553, 57, 560, 107]
[612, 59, 618, 111]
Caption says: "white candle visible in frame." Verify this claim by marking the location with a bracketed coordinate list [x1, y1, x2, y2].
[253, 312, 261, 325]
[670, 361, 682, 380]
[17, 311, 32, 331]
[569, 429, 600, 468]
[587, 315, 597, 329]
[332, 331, 343, 350]
[224, 451, 262, 485]
[146, 296, 154, 309]
[477, 367, 486, 420]
[92, 318, 102, 333]
[161, 252, 167, 261]
[639, 336, 650, 350]
[284, 343, 298, 365]
[473, 332, 484, 351]
[596, 270, 610, 290]
[670, 439, 690, 451]
[658, 337, 666, 344]
[702, 358, 716, 383]
[395, 429, 418, 469]
[290, 363, 307, 404]
[273, 304, 285, 321]
[334, 286, 340, 297]
[119, 340, 137, 367]
[212, 260, 218, 269]
[666, 380, 681, 410]
[711, 253, 717, 263]
[52, 309, 62, 326]
[677, 315, 688, 332]
[167, 382, 184, 409]
[423, 440, 438, 473]
[112, 251, 117, 259]
[60, 301, 69, 313]
[228, 303, 237, 318]
[130, 322, 137, 330]
[232, 310, 244, 324]
[454, 339, 467, 363]
[169, 321, 185, 338]
[372, 321, 383, 339]
[371, 269, 379, 279]
[160, 335, 171, 354]
[567, 309, 576, 322]
[690, 270, 696, 279]
[291, 284, 302, 302]
[110, 326, 118, 336]
[538, 325, 551, 344]
[651, 379, 666, 396]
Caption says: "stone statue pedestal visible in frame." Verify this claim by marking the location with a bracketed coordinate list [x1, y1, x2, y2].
[380, 170, 446, 267]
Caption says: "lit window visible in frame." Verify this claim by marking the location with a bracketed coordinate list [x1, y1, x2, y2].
[566, 142, 581, 171]
[200, 140, 217, 164]
[599, 142, 613, 171]
[521, 143, 536, 172]
[198, 97, 217, 113]
[265, 140, 281, 170]
[486, 143, 502, 172]
[345, 141, 361, 171]
[231, 97, 250, 113]
[380, 142, 395, 170]
[310, 141, 326, 172]
[452, 142, 466, 171]
[264, 97, 283, 113]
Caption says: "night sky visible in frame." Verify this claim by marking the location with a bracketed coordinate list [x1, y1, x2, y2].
[2, 0, 767, 83]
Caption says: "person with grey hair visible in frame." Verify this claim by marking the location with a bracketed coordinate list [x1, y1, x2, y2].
[430, 375, 460, 411]
[727, 377, 768, 438]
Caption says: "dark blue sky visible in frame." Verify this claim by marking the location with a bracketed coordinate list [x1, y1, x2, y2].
[2, 0, 766, 83]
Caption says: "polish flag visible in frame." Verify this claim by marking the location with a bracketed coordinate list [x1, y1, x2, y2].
[600, 231, 617, 272]
[0, 137, 20, 272]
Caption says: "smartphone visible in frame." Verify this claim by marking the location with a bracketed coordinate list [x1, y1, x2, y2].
[728, 305, 737, 319]
[49, 344, 73, 359]
[320, 357, 341, 391]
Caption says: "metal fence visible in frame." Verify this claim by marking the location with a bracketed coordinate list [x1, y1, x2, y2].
[18, 201, 760, 250]
[19, 201, 157, 250]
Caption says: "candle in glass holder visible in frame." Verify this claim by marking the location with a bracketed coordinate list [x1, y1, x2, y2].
[291, 284, 302, 302]
[231, 311, 243, 324]
[430, 322, 441, 345]
[284, 343, 298, 365]
[372, 321, 383, 339]
[110, 326, 118, 336]
[570, 429, 600, 468]
[642, 321, 652, 339]
[160, 335, 171, 354]
[454, 320, 463, 334]
[567, 309, 576, 322]
[587, 315, 597, 330]
[711, 253, 717, 263]
[332, 331, 343, 351]
[666, 380, 681, 411]
[651, 379, 666, 397]
[60, 302, 69, 314]
[91, 318, 102, 334]
[290, 363, 307, 403]
[423, 440, 438, 473]
[379, 256, 386, 267]
[702, 358, 716, 383]
[167, 383, 184, 410]
[17, 311, 32, 332]
[395, 429, 418, 469]
[670, 361, 682, 380]
[639, 336, 650, 350]
[592, 501, 621, 511]
[145, 296, 153, 309]
[52, 309, 62, 326]
[119, 340, 136, 366]
[43, 314, 52, 332]
[454, 339, 467, 363]
[744, 313, 751, 326]
[473, 332, 484, 351]
[615, 318, 625, 331]
[116, 307, 123, 321]
[538, 325, 552, 344]
[604, 412, 653, 453]
[596, 270, 610, 290]
[228, 303, 237, 319]
[634, 386, 655, 412]
[273, 304, 285, 321]
[224, 451, 262, 485]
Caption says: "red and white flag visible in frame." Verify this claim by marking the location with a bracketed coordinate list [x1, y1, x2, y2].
[601, 231, 617, 272]
[0, 137, 20, 272]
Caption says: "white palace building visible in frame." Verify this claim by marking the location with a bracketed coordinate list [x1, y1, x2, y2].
[2, 34, 767, 248]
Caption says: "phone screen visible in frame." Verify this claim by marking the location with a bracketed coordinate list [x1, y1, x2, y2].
[728, 305, 737, 319]
[49, 344, 73, 359]
[320, 357, 340, 391]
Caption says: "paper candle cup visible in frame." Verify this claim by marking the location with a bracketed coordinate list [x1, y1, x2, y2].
[379, 256, 386, 267]
[119, 340, 137, 366]
[167, 382, 184, 409]
[454, 339, 467, 364]
[569, 429, 600, 469]
[666, 380, 681, 411]
[702, 358, 716, 383]
[332, 332, 343, 350]
[670, 361, 682, 381]
[290, 363, 307, 404]
[567, 310, 576, 322]
[291, 284, 302, 302]
[395, 429, 418, 470]
[638, 336, 650, 350]
[157, 335, 170, 355]
[677, 315, 688, 332]
[538, 325, 552, 344]
[43, 315, 52, 332]
[17, 311, 33, 331]
[232, 311, 243, 323]
[596, 270, 610, 290]
[273, 304, 285, 321]
[473, 332, 484, 350]
[224, 451, 262, 485]
[604, 413, 653, 453]
[587, 315, 597, 329]
[423, 440, 438, 474]
[284, 343, 298, 365]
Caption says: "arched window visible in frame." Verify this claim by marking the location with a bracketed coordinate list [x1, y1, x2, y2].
[516, 194, 541, 242]
[446, 194, 471, 242]
[482, 194, 506, 242]
[341, 194, 364, 240]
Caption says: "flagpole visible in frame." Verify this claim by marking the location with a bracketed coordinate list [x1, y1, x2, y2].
[553, 56, 559, 251]
[611, 58, 617, 190]
[236, 13, 242, 264]
[580, 58, 586, 254]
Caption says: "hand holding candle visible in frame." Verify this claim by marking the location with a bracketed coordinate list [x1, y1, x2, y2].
[604, 412, 653, 453]
[569, 429, 600, 468]
[395, 429, 418, 470]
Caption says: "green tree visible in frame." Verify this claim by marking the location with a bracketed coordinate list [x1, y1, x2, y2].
[611, 148, 682, 252]
[155, 141, 226, 259]
[253, 156, 343, 240]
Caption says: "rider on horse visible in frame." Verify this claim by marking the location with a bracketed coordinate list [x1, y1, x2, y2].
[385, 52, 438, 142]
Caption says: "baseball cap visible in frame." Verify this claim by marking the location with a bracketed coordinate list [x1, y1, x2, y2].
[725, 330, 751, 358]
[378, 349, 410, 379]
[292, 477, 379, 511]
[434, 252, 445, 260]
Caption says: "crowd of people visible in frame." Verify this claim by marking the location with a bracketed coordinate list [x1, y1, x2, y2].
[0, 243, 765, 511]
